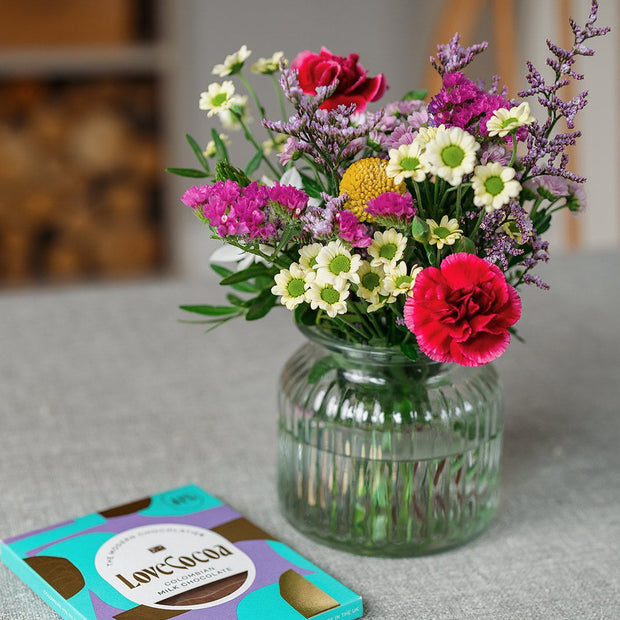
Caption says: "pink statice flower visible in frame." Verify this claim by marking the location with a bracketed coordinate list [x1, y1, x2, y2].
[366, 192, 416, 221]
[526, 175, 570, 198]
[336, 209, 372, 247]
[268, 183, 309, 216]
[566, 180, 587, 212]
[183, 180, 277, 240]
[429, 71, 527, 140]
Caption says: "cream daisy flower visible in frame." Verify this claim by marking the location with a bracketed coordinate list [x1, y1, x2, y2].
[501, 217, 525, 244]
[307, 278, 350, 318]
[199, 81, 237, 117]
[472, 163, 522, 212]
[204, 134, 231, 158]
[298, 243, 323, 273]
[421, 126, 480, 186]
[426, 215, 463, 250]
[386, 142, 430, 185]
[271, 263, 312, 310]
[381, 262, 423, 302]
[212, 45, 252, 77]
[251, 51, 284, 75]
[218, 95, 252, 129]
[486, 102, 535, 137]
[315, 241, 362, 285]
[356, 261, 385, 305]
[262, 134, 288, 155]
[414, 124, 443, 147]
[368, 229, 407, 269]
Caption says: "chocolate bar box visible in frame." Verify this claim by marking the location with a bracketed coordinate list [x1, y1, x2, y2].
[1, 485, 363, 619]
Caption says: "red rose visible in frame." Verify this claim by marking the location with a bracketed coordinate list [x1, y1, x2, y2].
[404, 253, 521, 366]
[291, 47, 387, 112]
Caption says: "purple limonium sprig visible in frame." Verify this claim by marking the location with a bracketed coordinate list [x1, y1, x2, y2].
[264, 67, 382, 192]
[430, 33, 488, 75]
[300, 192, 345, 238]
[518, 0, 610, 182]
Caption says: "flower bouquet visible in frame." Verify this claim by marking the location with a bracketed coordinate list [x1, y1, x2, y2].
[170, 2, 609, 555]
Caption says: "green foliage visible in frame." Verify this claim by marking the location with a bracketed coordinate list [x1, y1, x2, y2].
[403, 89, 428, 101]
[179, 305, 240, 316]
[185, 133, 210, 173]
[211, 129, 229, 163]
[165, 167, 209, 178]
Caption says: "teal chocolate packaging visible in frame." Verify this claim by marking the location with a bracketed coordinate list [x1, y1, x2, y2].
[1, 485, 363, 619]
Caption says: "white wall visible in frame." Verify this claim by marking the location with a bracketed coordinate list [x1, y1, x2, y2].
[162, 0, 618, 277]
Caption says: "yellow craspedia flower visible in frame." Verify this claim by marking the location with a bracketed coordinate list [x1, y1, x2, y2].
[339, 158, 405, 222]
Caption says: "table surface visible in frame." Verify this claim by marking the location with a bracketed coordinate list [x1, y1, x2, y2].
[1, 250, 619, 620]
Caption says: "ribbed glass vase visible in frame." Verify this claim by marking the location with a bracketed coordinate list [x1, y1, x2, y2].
[277, 326, 503, 557]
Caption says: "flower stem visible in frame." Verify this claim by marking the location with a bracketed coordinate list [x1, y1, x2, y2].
[235, 114, 281, 178]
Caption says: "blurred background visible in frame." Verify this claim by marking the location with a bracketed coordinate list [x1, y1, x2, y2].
[0, 0, 616, 288]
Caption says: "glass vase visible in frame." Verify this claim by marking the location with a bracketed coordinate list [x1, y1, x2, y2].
[277, 326, 503, 557]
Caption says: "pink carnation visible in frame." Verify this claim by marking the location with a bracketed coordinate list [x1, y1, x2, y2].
[336, 210, 372, 247]
[366, 192, 416, 221]
[404, 253, 521, 366]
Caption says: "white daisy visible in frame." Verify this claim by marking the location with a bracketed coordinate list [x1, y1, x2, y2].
[368, 229, 407, 269]
[472, 163, 522, 212]
[212, 45, 252, 77]
[356, 261, 385, 305]
[386, 142, 430, 185]
[486, 102, 535, 137]
[421, 126, 480, 186]
[315, 241, 362, 285]
[298, 243, 323, 273]
[414, 124, 443, 147]
[271, 263, 312, 310]
[199, 81, 237, 117]
[307, 278, 350, 318]
[218, 95, 252, 129]
[426, 215, 463, 250]
[251, 51, 284, 75]
[381, 262, 423, 302]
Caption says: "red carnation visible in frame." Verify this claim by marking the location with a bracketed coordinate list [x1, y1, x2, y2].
[291, 47, 387, 112]
[404, 253, 521, 366]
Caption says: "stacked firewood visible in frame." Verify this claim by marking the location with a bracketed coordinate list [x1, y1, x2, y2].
[0, 79, 163, 286]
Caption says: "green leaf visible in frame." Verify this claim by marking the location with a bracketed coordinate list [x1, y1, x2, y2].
[220, 263, 274, 285]
[211, 129, 229, 163]
[165, 167, 209, 178]
[185, 133, 210, 173]
[245, 289, 276, 321]
[534, 212, 552, 235]
[400, 342, 420, 361]
[179, 304, 240, 316]
[411, 216, 430, 242]
[210, 264, 259, 293]
[453, 236, 476, 254]
[403, 89, 428, 101]
[244, 149, 264, 176]
[227, 293, 252, 308]
[300, 174, 324, 199]
[308, 355, 341, 384]
[294, 303, 317, 326]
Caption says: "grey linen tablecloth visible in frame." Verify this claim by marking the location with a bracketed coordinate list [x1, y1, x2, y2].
[1, 250, 619, 619]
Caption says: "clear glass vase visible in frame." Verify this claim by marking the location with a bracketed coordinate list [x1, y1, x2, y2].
[277, 326, 503, 557]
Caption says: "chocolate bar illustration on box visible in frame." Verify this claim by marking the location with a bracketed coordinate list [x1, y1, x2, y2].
[1, 485, 363, 619]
